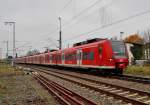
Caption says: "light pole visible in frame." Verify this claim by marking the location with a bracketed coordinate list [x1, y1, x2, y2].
[120, 32, 124, 41]
[4, 22, 15, 66]
[58, 17, 62, 50]
[0, 48, 2, 59]
[4, 41, 9, 58]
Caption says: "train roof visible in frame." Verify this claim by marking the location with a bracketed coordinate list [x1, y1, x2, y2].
[62, 38, 108, 53]
[73, 38, 107, 47]
[17, 38, 125, 58]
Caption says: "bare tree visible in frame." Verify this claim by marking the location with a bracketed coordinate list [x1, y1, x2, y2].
[26, 49, 40, 56]
[143, 29, 150, 60]
[143, 29, 150, 43]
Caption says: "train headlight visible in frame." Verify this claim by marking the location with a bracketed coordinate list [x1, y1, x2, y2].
[109, 58, 114, 62]
[118, 63, 125, 69]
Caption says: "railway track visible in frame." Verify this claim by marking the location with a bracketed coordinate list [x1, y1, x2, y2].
[30, 66, 150, 105]
[19, 64, 150, 84]
[115, 74, 150, 84]
[33, 72, 97, 105]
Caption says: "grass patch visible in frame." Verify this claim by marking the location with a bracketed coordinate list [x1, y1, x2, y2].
[0, 63, 24, 76]
[125, 66, 150, 76]
[0, 73, 57, 104]
[0, 63, 57, 105]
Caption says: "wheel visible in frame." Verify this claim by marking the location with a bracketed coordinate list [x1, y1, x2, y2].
[101, 69, 112, 76]
[113, 69, 123, 75]
[117, 69, 123, 75]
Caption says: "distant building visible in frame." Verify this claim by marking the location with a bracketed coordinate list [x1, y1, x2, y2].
[143, 42, 150, 60]
[125, 42, 145, 65]
[125, 43, 134, 65]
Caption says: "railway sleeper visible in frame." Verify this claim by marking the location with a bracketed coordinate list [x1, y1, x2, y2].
[110, 89, 122, 93]
[125, 93, 138, 97]
[32, 67, 150, 105]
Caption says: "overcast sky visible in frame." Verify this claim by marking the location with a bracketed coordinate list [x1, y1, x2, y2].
[0, 0, 150, 58]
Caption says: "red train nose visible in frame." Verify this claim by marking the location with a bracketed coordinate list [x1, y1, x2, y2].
[118, 63, 126, 69]
[115, 58, 129, 69]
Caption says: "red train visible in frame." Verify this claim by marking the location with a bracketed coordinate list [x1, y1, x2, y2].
[15, 38, 129, 75]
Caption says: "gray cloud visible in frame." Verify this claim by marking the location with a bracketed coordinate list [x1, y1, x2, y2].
[0, 0, 150, 57]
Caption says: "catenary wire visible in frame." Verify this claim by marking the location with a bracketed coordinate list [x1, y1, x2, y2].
[62, 9, 150, 44]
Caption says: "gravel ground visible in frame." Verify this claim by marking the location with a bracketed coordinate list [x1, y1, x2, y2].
[0, 74, 60, 105]
[40, 71, 126, 105]
[124, 73, 150, 78]
[50, 69, 150, 93]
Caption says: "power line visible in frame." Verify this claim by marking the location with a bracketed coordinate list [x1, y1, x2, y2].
[62, 9, 150, 43]
[58, 0, 73, 15]
[16, 42, 31, 48]
[57, 0, 114, 39]
[55, 0, 102, 29]
[46, 37, 58, 48]
[38, 0, 103, 48]
[24, 0, 102, 50]
[21, 1, 150, 51]
[60, 0, 102, 29]
[35, 0, 102, 41]
[32, 0, 73, 40]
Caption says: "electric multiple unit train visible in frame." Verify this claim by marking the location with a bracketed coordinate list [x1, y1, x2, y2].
[15, 38, 129, 75]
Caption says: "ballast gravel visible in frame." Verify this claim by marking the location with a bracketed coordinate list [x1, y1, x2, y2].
[40, 72, 127, 105]
[50, 69, 150, 93]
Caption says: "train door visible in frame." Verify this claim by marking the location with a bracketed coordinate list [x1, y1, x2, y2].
[98, 44, 103, 65]
[39, 56, 42, 64]
[62, 52, 65, 65]
[77, 49, 82, 66]
[50, 55, 52, 64]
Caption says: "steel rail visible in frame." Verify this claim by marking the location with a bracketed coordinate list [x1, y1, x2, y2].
[38, 67, 150, 96]
[32, 65, 150, 84]
[18, 64, 150, 84]
[115, 74, 150, 84]
[31, 67, 150, 105]
[33, 72, 97, 105]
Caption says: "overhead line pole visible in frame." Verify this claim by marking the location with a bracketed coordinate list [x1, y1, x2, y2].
[0, 48, 2, 59]
[120, 32, 124, 41]
[59, 17, 62, 50]
[6, 41, 8, 58]
[4, 22, 16, 66]
[3, 41, 9, 58]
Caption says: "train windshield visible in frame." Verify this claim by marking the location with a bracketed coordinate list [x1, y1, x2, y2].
[111, 41, 126, 57]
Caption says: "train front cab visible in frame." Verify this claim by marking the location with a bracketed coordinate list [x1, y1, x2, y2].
[111, 40, 129, 74]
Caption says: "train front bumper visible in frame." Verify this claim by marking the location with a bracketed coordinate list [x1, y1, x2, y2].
[115, 58, 129, 69]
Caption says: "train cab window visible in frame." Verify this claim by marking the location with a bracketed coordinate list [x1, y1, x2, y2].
[111, 41, 126, 57]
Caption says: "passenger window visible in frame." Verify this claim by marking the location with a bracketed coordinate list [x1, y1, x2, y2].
[82, 52, 94, 60]
[82, 52, 87, 60]
[89, 52, 94, 60]
[77, 53, 81, 60]
[49, 56, 51, 61]
[62, 54, 64, 60]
